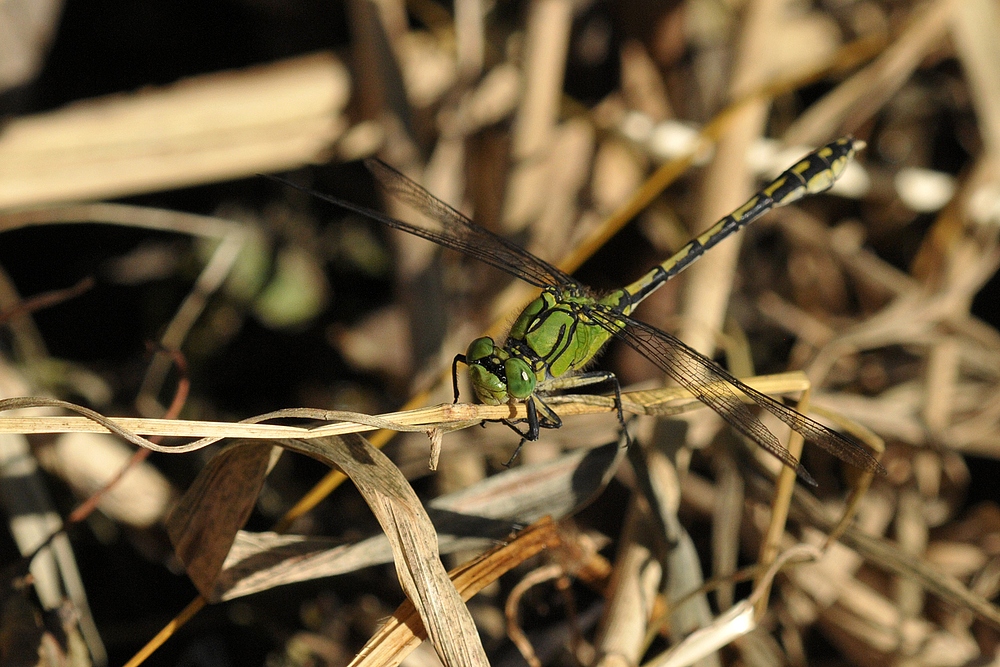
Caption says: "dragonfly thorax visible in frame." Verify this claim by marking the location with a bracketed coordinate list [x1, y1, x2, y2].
[465, 336, 536, 404]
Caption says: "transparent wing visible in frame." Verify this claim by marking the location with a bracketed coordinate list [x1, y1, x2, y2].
[587, 307, 884, 476]
[266, 161, 576, 289]
[363, 159, 576, 288]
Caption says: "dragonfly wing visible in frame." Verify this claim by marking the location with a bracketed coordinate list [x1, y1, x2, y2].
[266, 164, 573, 290]
[363, 159, 576, 289]
[589, 308, 884, 476]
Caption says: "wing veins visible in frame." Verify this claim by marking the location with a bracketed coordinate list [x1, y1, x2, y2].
[266, 168, 568, 289]
[587, 308, 884, 475]
[363, 159, 574, 289]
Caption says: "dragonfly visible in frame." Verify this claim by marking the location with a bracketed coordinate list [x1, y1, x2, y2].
[270, 136, 885, 485]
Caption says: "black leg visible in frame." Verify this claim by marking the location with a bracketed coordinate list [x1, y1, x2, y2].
[525, 396, 540, 440]
[532, 394, 563, 430]
[538, 371, 630, 446]
[499, 396, 540, 441]
[451, 354, 466, 403]
[609, 375, 632, 448]
[499, 419, 527, 437]
[504, 438, 527, 467]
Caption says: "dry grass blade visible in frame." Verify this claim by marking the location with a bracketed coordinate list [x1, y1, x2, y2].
[502, 0, 574, 232]
[950, 0, 1000, 156]
[432, 438, 627, 521]
[594, 498, 663, 667]
[0, 371, 849, 441]
[628, 443, 716, 644]
[0, 418, 107, 664]
[0, 53, 349, 207]
[0, 202, 240, 239]
[676, 0, 778, 357]
[285, 434, 488, 667]
[784, 0, 960, 144]
[349, 518, 561, 667]
[755, 390, 810, 617]
[212, 531, 396, 601]
[505, 563, 568, 667]
[0, 398, 454, 452]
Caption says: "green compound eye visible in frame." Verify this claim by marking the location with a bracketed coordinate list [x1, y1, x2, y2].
[504, 358, 535, 399]
[466, 337, 495, 362]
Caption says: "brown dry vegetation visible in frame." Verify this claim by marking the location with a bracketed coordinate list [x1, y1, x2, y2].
[2, 0, 1000, 666]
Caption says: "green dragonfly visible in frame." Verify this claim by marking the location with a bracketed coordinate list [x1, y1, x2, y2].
[271, 136, 884, 484]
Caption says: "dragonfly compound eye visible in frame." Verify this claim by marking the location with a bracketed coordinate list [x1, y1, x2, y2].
[466, 337, 496, 362]
[504, 358, 535, 399]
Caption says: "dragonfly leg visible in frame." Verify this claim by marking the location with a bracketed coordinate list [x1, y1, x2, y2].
[451, 354, 467, 403]
[499, 396, 566, 465]
[500, 396, 545, 441]
[608, 374, 632, 448]
[538, 371, 631, 447]
[504, 438, 526, 467]
[500, 398, 538, 467]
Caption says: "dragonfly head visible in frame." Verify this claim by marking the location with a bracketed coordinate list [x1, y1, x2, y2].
[465, 337, 536, 404]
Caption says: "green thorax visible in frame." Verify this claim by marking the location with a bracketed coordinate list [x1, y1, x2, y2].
[503, 285, 630, 383]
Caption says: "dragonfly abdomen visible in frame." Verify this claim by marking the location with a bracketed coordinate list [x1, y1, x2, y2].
[621, 136, 862, 309]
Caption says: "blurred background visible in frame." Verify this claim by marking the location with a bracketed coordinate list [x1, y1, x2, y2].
[2, 0, 1000, 665]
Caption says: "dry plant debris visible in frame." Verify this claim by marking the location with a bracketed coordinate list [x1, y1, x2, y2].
[0, 0, 999, 665]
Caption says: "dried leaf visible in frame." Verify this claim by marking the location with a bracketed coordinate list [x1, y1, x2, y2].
[166, 442, 273, 596]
